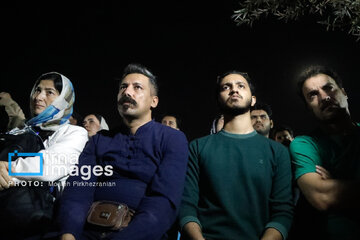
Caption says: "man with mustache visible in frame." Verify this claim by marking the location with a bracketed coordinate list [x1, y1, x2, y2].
[58, 63, 189, 240]
[250, 101, 274, 138]
[179, 70, 293, 240]
[289, 65, 360, 239]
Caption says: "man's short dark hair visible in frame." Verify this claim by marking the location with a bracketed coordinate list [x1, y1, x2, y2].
[250, 102, 272, 119]
[271, 124, 294, 139]
[121, 63, 158, 96]
[297, 65, 343, 104]
[216, 70, 255, 96]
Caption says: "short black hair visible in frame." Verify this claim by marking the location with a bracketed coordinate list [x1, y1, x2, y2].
[297, 65, 343, 104]
[121, 63, 158, 96]
[83, 113, 104, 123]
[71, 111, 83, 126]
[250, 101, 272, 119]
[216, 70, 255, 96]
[36, 72, 63, 94]
[271, 124, 294, 139]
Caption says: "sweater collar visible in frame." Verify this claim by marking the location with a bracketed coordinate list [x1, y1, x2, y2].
[219, 129, 257, 139]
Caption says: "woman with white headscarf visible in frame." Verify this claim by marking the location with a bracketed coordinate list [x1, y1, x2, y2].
[0, 72, 88, 191]
[82, 113, 109, 137]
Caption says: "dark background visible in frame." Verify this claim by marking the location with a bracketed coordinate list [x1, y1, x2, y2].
[1, 2, 359, 141]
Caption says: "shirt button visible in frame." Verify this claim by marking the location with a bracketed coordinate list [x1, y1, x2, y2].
[127, 155, 131, 159]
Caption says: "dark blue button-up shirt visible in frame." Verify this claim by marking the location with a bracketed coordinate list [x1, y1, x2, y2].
[58, 120, 189, 240]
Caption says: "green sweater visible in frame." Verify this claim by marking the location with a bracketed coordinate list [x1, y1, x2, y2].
[179, 130, 294, 240]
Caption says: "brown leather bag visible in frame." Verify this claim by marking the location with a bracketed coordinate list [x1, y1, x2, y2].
[87, 201, 135, 230]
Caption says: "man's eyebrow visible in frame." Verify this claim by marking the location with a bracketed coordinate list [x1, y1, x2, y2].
[306, 89, 318, 96]
[236, 81, 246, 84]
[222, 82, 232, 86]
[223, 81, 246, 85]
[322, 82, 334, 88]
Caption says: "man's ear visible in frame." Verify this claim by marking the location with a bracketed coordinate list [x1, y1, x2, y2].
[270, 120, 274, 128]
[251, 96, 256, 107]
[151, 96, 159, 108]
[341, 88, 348, 99]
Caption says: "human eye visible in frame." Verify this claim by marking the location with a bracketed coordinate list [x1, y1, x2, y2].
[134, 84, 143, 90]
[238, 83, 245, 89]
[323, 84, 334, 92]
[307, 91, 318, 99]
[221, 85, 230, 91]
[119, 84, 127, 90]
[261, 115, 267, 120]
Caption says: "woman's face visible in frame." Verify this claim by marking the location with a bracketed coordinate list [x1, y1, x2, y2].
[31, 79, 60, 116]
[83, 114, 101, 137]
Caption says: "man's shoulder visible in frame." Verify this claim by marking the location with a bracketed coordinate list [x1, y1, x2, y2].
[151, 121, 187, 140]
[289, 133, 324, 162]
[264, 135, 287, 148]
[292, 135, 316, 144]
[97, 121, 187, 141]
[291, 130, 323, 149]
[252, 135, 290, 156]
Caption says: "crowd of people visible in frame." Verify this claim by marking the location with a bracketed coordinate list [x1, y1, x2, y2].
[0, 63, 358, 240]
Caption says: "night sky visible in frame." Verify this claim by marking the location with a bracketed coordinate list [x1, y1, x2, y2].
[1, 2, 359, 141]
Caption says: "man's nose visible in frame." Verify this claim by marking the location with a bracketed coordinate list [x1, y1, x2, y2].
[122, 86, 134, 96]
[229, 87, 239, 94]
[319, 90, 330, 102]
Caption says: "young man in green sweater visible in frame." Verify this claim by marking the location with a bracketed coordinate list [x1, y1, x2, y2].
[179, 70, 294, 240]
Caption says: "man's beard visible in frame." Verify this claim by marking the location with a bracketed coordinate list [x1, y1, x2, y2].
[218, 98, 252, 116]
[254, 124, 271, 137]
[316, 106, 349, 124]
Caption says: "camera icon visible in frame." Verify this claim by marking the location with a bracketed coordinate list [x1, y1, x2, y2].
[8, 150, 43, 176]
